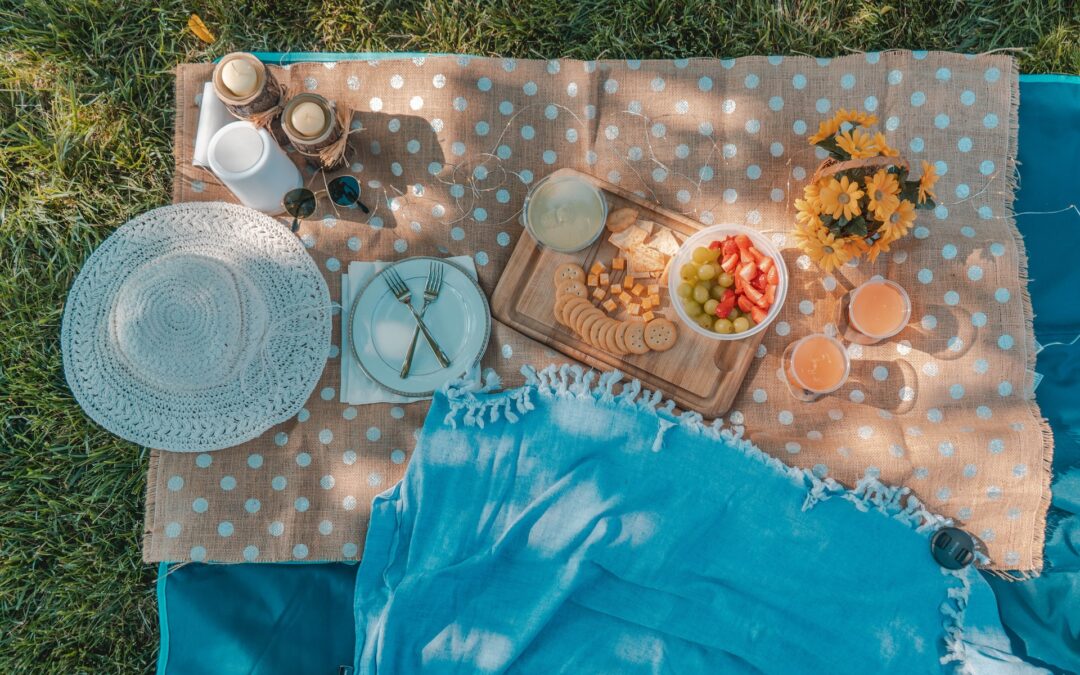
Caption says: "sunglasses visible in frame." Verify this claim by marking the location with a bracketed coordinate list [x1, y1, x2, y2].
[283, 175, 370, 232]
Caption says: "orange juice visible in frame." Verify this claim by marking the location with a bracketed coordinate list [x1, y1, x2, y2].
[788, 334, 849, 393]
[849, 279, 911, 339]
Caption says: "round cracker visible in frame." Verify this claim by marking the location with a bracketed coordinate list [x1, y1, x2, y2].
[643, 317, 678, 352]
[614, 321, 630, 354]
[623, 320, 650, 355]
[557, 279, 587, 299]
[565, 299, 593, 330]
[575, 306, 602, 337]
[553, 263, 586, 286]
[552, 295, 578, 326]
[577, 310, 604, 341]
[605, 207, 639, 233]
[601, 321, 626, 355]
[588, 316, 609, 348]
[560, 296, 591, 325]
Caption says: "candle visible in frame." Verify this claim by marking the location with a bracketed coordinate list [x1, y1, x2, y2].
[221, 59, 258, 98]
[784, 334, 850, 400]
[524, 174, 607, 252]
[290, 101, 328, 138]
[847, 279, 911, 342]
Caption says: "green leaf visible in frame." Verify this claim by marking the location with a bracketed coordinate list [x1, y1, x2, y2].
[841, 216, 868, 237]
[816, 137, 849, 160]
[916, 196, 936, 210]
[899, 180, 921, 204]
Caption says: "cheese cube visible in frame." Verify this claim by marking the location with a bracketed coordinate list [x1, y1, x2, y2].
[589, 261, 607, 276]
[628, 303, 642, 316]
[587, 274, 598, 287]
[642, 311, 656, 322]
[599, 273, 610, 286]
[619, 291, 633, 305]
[602, 299, 618, 312]
[592, 287, 607, 301]
[612, 257, 626, 270]
[641, 297, 653, 311]
[631, 283, 646, 296]
[647, 284, 660, 296]
[622, 276, 635, 290]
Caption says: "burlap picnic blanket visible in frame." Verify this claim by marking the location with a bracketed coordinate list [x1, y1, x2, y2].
[149, 51, 1051, 573]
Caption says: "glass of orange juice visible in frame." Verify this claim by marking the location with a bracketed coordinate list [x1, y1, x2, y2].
[843, 278, 911, 345]
[782, 334, 851, 402]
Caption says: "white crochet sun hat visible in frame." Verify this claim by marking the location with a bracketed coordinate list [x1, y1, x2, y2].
[61, 202, 331, 452]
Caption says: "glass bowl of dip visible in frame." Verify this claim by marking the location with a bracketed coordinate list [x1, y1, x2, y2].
[522, 173, 608, 253]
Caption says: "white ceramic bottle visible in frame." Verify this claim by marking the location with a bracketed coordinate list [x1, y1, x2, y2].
[207, 121, 301, 215]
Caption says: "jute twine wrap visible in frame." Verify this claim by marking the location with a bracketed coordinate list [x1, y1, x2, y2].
[152, 53, 1050, 575]
[212, 53, 286, 128]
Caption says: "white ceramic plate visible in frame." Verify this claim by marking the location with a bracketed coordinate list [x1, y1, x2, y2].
[349, 257, 490, 396]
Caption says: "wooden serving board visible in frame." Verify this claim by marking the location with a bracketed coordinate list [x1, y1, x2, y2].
[492, 168, 765, 417]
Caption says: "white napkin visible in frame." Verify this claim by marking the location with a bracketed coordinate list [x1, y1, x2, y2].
[193, 81, 239, 167]
[340, 257, 478, 405]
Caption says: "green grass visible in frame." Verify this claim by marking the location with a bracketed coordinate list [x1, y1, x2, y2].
[0, 0, 1077, 671]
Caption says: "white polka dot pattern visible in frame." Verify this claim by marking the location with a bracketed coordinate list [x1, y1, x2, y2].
[154, 53, 1044, 573]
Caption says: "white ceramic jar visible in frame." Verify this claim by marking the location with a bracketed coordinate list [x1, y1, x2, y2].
[207, 121, 301, 214]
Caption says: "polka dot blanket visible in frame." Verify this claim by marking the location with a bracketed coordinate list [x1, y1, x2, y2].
[150, 52, 1051, 573]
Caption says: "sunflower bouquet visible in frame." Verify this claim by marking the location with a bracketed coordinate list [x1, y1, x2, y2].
[792, 109, 940, 272]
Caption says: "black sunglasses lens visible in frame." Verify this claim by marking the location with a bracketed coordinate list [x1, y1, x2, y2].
[283, 189, 317, 218]
[328, 176, 360, 207]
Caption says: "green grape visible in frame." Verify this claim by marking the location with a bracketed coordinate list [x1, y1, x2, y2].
[691, 247, 712, 264]
[705, 247, 721, 263]
[733, 316, 751, 333]
[697, 264, 717, 281]
[713, 318, 734, 334]
[676, 282, 693, 299]
[718, 272, 734, 288]
[709, 285, 726, 300]
[696, 313, 715, 329]
[692, 284, 710, 304]
[727, 308, 741, 320]
[703, 299, 719, 316]
[680, 263, 699, 281]
[682, 298, 703, 317]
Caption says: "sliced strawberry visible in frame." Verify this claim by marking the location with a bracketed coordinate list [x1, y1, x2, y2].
[763, 284, 776, 307]
[734, 234, 751, 250]
[752, 273, 767, 291]
[708, 240, 723, 250]
[716, 297, 735, 317]
[720, 254, 738, 273]
[758, 257, 774, 274]
[737, 295, 754, 313]
[722, 239, 739, 257]
[743, 285, 764, 305]
[748, 246, 766, 264]
[722, 288, 735, 302]
[766, 266, 779, 285]
[738, 262, 757, 282]
[751, 306, 768, 324]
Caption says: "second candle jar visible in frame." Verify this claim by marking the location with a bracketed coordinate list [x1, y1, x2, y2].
[281, 93, 344, 156]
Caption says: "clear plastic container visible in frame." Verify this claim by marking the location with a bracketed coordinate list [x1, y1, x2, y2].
[667, 224, 789, 341]
[521, 173, 608, 253]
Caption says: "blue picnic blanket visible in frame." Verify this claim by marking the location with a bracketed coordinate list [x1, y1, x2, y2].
[353, 365, 1042, 674]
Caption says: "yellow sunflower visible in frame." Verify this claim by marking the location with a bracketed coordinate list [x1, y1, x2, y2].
[836, 129, 878, 159]
[918, 160, 940, 203]
[880, 199, 916, 240]
[835, 108, 879, 127]
[818, 175, 864, 221]
[808, 116, 843, 145]
[865, 235, 893, 263]
[872, 132, 899, 157]
[864, 170, 901, 221]
[796, 225, 852, 272]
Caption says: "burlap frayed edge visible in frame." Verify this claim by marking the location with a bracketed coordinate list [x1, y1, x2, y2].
[143, 448, 160, 563]
[992, 54, 1054, 580]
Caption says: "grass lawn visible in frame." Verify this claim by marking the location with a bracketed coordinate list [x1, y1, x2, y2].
[1, 0, 1077, 671]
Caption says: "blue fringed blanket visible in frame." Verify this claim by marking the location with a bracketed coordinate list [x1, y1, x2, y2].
[354, 365, 1043, 674]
